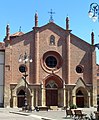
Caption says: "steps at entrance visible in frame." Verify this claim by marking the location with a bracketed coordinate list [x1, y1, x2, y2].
[50, 106, 58, 110]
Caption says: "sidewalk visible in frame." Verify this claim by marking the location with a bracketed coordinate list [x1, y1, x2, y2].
[9, 107, 97, 120]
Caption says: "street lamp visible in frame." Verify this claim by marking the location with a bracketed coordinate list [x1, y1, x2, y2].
[95, 43, 99, 49]
[19, 52, 32, 110]
[88, 3, 99, 49]
[88, 3, 99, 113]
[88, 3, 99, 22]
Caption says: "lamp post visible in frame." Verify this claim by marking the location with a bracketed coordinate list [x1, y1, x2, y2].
[88, 3, 99, 113]
[19, 52, 32, 110]
[95, 44, 99, 49]
[88, 3, 99, 49]
[88, 3, 99, 22]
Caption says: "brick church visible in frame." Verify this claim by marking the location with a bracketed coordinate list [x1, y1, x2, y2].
[2, 12, 97, 108]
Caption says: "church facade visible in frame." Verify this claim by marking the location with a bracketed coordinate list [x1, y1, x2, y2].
[3, 13, 97, 108]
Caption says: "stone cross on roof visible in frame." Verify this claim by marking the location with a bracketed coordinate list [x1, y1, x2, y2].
[48, 9, 55, 22]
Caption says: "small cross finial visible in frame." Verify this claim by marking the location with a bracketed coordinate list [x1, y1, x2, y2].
[48, 9, 55, 22]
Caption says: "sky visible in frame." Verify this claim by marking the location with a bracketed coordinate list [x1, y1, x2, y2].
[0, 0, 99, 63]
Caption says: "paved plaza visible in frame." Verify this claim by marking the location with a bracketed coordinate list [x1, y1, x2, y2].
[0, 107, 97, 120]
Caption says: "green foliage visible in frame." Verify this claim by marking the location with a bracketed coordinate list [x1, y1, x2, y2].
[69, 104, 77, 109]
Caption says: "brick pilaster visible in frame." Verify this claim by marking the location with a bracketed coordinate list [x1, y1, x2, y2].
[34, 27, 40, 84]
[66, 30, 71, 84]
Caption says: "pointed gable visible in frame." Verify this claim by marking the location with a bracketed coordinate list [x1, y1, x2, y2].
[38, 22, 66, 37]
[76, 77, 86, 88]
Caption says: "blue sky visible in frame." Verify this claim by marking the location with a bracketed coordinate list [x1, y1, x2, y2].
[0, 0, 99, 63]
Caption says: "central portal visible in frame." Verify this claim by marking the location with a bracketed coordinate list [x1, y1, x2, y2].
[46, 80, 58, 106]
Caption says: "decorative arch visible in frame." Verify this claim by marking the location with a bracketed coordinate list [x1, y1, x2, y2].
[43, 74, 63, 88]
[16, 86, 31, 96]
[76, 87, 88, 108]
[46, 80, 58, 88]
[72, 77, 87, 95]
[11, 78, 32, 108]
[42, 74, 63, 106]
[72, 77, 89, 108]
[12, 77, 32, 97]
[17, 86, 31, 107]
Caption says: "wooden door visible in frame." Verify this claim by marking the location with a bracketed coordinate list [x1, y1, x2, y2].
[46, 89, 58, 106]
[76, 96, 84, 108]
[17, 90, 25, 107]
[17, 96, 25, 107]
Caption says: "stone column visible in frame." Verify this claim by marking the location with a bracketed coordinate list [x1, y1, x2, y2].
[63, 84, 66, 107]
[88, 92, 91, 107]
[31, 89, 35, 109]
[35, 89, 38, 106]
[42, 88, 46, 106]
[41, 83, 46, 106]
[13, 96, 17, 108]
[72, 96, 76, 105]
[67, 89, 70, 107]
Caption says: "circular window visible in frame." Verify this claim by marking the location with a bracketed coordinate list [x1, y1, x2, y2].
[42, 51, 63, 72]
[19, 64, 27, 73]
[76, 65, 84, 73]
[45, 56, 57, 68]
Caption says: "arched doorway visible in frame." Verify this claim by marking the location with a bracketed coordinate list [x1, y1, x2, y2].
[44, 74, 63, 107]
[46, 80, 58, 106]
[17, 90, 25, 107]
[76, 90, 84, 108]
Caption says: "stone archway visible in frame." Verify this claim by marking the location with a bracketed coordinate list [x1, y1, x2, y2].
[43, 74, 63, 107]
[76, 87, 88, 108]
[17, 87, 31, 108]
[11, 78, 33, 108]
